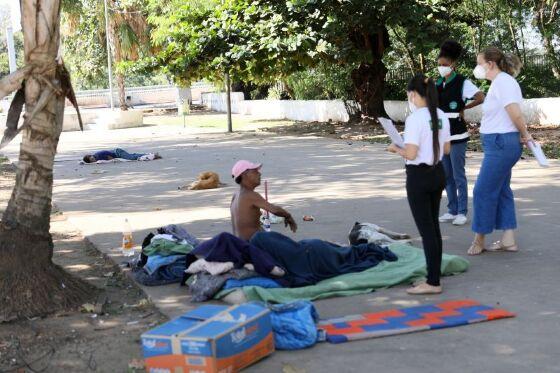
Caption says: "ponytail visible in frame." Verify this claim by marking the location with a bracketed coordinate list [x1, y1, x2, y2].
[407, 73, 440, 165]
[425, 77, 440, 165]
[482, 46, 523, 77]
[501, 53, 522, 77]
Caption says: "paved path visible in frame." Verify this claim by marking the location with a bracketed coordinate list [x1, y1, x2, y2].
[4, 125, 560, 372]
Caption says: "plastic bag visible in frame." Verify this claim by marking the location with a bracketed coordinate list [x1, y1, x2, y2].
[268, 300, 319, 350]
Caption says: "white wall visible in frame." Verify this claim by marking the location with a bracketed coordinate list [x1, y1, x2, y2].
[201, 93, 350, 122]
[0, 108, 144, 132]
[202, 92, 560, 125]
[70, 82, 216, 108]
[202, 92, 245, 114]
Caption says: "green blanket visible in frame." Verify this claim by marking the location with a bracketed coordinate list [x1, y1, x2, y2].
[143, 238, 194, 256]
[214, 243, 469, 303]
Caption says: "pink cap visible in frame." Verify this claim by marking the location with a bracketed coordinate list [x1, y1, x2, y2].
[231, 160, 262, 179]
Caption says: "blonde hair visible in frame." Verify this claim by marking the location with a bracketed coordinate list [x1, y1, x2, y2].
[481, 46, 523, 77]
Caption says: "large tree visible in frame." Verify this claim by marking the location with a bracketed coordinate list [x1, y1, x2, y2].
[147, 0, 460, 119]
[529, 0, 560, 77]
[0, 0, 94, 322]
[60, 0, 151, 108]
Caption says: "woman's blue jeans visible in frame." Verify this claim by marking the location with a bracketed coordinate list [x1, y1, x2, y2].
[472, 132, 522, 234]
[442, 141, 468, 216]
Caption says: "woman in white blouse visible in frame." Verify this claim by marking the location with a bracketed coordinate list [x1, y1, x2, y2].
[388, 74, 451, 294]
[468, 47, 532, 255]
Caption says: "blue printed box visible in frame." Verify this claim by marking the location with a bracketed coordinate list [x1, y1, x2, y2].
[141, 303, 274, 373]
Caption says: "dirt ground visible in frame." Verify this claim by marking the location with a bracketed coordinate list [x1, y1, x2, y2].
[0, 161, 165, 373]
[263, 120, 560, 158]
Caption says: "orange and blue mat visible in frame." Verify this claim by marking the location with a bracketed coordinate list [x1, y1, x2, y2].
[319, 299, 515, 344]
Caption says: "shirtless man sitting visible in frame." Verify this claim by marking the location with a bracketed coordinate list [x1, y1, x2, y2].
[230, 160, 297, 241]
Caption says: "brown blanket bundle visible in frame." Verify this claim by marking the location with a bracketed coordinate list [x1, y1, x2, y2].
[182, 171, 225, 190]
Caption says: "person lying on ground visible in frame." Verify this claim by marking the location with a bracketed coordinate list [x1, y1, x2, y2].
[230, 160, 297, 241]
[82, 148, 161, 163]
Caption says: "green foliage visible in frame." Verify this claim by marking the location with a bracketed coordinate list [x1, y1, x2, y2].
[266, 85, 284, 100]
[384, 54, 560, 100]
[60, 0, 168, 90]
[61, 0, 109, 89]
[118, 23, 141, 59]
[147, 0, 333, 85]
[9, 0, 554, 105]
[286, 62, 355, 100]
[518, 63, 560, 98]
[383, 0, 560, 100]
[146, 0, 459, 116]
[0, 27, 24, 77]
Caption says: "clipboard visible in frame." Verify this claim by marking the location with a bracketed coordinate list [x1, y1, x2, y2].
[378, 117, 404, 148]
[527, 140, 549, 167]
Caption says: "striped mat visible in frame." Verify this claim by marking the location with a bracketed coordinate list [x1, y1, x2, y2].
[319, 299, 515, 344]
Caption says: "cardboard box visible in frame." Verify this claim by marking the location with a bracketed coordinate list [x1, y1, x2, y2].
[141, 303, 274, 373]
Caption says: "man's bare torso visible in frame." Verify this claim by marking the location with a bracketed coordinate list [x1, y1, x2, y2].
[231, 188, 262, 241]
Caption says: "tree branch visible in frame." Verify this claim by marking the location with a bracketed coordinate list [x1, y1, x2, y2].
[0, 66, 33, 100]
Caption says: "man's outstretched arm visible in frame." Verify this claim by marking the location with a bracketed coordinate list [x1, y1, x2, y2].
[251, 192, 298, 233]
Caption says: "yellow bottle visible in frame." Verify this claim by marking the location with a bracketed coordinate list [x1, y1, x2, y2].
[122, 219, 134, 257]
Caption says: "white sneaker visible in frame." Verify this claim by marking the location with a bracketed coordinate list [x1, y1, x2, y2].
[439, 213, 456, 223]
[452, 214, 468, 226]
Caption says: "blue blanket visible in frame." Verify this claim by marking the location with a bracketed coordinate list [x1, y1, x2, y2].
[250, 232, 398, 287]
[223, 277, 282, 290]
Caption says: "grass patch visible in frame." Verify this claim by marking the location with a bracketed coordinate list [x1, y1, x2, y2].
[364, 136, 392, 146]
[523, 142, 560, 159]
[143, 113, 294, 131]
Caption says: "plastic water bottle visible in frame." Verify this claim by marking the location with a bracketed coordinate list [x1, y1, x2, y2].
[122, 219, 134, 256]
[263, 216, 271, 232]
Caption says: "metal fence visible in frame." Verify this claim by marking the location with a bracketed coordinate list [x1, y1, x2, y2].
[73, 82, 215, 98]
[386, 54, 554, 83]
[71, 82, 215, 107]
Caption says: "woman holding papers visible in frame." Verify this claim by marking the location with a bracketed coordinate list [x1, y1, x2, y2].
[436, 40, 485, 226]
[468, 47, 532, 255]
[388, 74, 451, 295]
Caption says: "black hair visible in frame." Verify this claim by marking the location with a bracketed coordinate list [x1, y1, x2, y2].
[438, 40, 462, 62]
[83, 155, 93, 163]
[407, 73, 440, 165]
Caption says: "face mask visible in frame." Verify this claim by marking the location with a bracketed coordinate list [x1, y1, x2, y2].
[438, 66, 453, 78]
[407, 93, 417, 112]
[408, 100, 417, 113]
[473, 64, 487, 80]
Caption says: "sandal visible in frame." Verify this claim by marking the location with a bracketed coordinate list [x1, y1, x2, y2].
[487, 241, 518, 252]
[468, 241, 486, 256]
[406, 282, 442, 295]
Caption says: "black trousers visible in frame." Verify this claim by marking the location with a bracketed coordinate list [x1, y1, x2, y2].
[406, 163, 446, 286]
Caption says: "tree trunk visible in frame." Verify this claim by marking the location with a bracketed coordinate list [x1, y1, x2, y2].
[536, 6, 560, 79]
[543, 36, 560, 78]
[0, 0, 95, 323]
[506, 7, 521, 60]
[115, 71, 128, 110]
[389, 26, 419, 72]
[419, 53, 426, 73]
[351, 62, 388, 120]
[350, 27, 390, 121]
[176, 85, 192, 116]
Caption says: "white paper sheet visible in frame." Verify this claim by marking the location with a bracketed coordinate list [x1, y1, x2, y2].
[527, 141, 549, 167]
[378, 117, 404, 148]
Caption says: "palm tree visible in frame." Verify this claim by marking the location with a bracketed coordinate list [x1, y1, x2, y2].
[61, 0, 150, 110]
[0, 0, 94, 322]
[105, 0, 151, 110]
